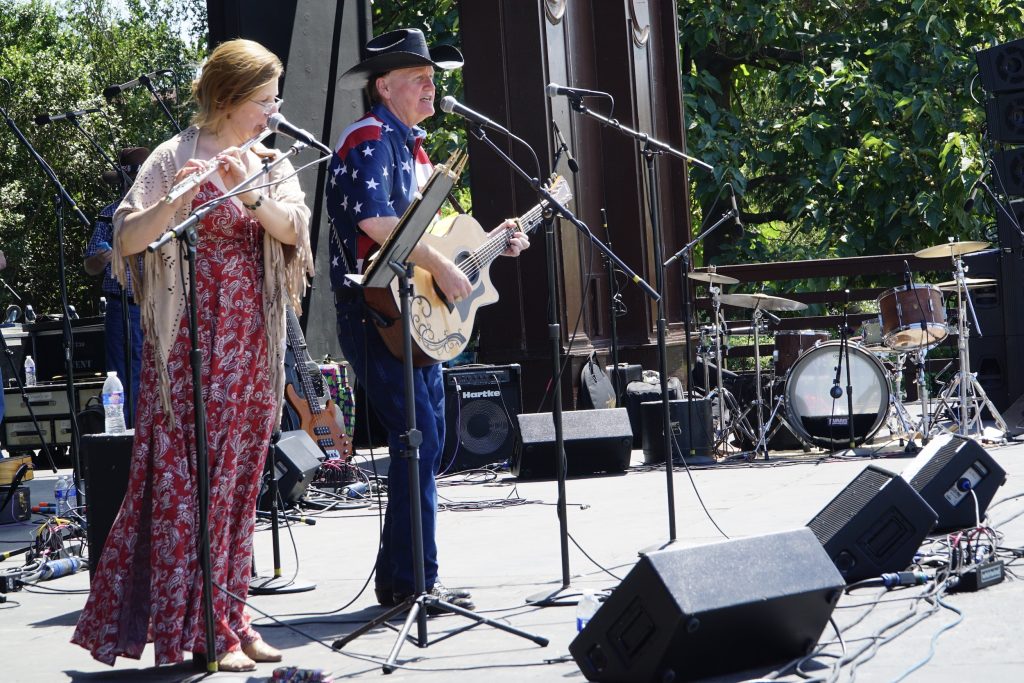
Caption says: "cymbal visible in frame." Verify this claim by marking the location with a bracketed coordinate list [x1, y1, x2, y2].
[689, 271, 739, 285]
[913, 240, 990, 259]
[935, 277, 998, 291]
[718, 292, 808, 311]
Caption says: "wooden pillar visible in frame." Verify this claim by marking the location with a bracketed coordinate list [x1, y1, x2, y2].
[459, 0, 692, 410]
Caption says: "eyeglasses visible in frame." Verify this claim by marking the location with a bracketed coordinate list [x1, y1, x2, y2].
[253, 96, 283, 113]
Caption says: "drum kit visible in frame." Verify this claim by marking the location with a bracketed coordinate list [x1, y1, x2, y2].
[690, 240, 1008, 459]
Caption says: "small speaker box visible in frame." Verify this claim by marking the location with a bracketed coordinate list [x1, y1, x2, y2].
[640, 398, 714, 464]
[807, 465, 937, 583]
[512, 408, 632, 479]
[441, 364, 522, 472]
[259, 430, 322, 510]
[570, 528, 844, 682]
[900, 434, 1006, 531]
[80, 432, 134, 576]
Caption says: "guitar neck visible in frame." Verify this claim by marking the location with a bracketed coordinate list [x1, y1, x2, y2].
[459, 202, 547, 278]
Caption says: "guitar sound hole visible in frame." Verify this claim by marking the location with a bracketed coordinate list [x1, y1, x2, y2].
[454, 250, 479, 285]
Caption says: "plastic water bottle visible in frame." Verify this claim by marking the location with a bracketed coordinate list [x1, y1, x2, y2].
[102, 371, 126, 434]
[576, 589, 600, 632]
[24, 355, 36, 386]
[54, 474, 72, 516]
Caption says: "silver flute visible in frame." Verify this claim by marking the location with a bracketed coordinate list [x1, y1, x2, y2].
[163, 127, 273, 204]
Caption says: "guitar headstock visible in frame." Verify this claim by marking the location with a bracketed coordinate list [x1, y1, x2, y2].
[544, 174, 573, 207]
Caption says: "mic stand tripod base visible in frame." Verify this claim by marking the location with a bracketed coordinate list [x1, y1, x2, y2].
[526, 584, 585, 606]
[248, 574, 316, 595]
[332, 592, 549, 673]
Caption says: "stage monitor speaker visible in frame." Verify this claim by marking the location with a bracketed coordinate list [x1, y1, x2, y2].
[900, 434, 1006, 531]
[624, 378, 683, 448]
[807, 465, 937, 583]
[80, 433, 133, 577]
[441, 363, 522, 472]
[640, 398, 713, 464]
[570, 528, 844, 682]
[259, 430, 322, 511]
[976, 37, 1024, 94]
[512, 408, 632, 480]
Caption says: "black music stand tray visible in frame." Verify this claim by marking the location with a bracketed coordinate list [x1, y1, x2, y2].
[331, 152, 547, 672]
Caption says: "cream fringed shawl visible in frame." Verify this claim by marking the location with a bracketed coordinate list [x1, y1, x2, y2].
[110, 126, 315, 425]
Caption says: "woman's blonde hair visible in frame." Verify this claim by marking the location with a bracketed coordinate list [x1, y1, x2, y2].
[191, 39, 283, 132]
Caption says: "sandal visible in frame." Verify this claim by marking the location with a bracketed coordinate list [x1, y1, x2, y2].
[217, 649, 257, 672]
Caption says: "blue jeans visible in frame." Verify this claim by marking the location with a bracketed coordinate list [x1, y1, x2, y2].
[105, 296, 143, 424]
[336, 299, 445, 595]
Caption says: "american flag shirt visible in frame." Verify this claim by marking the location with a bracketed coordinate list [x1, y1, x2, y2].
[326, 103, 433, 292]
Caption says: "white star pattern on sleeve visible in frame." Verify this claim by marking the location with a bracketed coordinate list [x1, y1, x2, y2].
[382, 166, 388, 179]
[339, 164, 348, 176]
[366, 177, 379, 191]
[383, 123, 394, 133]
[352, 168, 359, 180]
[401, 159, 411, 173]
[361, 145, 374, 157]
[353, 201, 363, 214]
[341, 195, 348, 211]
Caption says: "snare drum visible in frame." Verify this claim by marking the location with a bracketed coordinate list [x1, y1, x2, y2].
[858, 318, 883, 346]
[773, 330, 829, 375]
[877, 285, 947, 351]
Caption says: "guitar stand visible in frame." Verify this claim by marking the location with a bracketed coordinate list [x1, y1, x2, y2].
[331, 264, 547, 673]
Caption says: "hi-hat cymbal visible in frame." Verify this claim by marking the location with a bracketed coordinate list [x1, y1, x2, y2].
[914, 240, 990, 259]
[718, 292, 808, 311]
[935, 277, 998, 291]
[689, 271, 739, 285]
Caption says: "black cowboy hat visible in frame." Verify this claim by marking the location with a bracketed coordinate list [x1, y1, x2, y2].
[101, 146, 150, 186]
[338, 27, 463, 89]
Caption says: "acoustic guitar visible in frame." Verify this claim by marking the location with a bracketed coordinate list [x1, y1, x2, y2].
[364, 175, 572, 366]
[283, 307, 353, 460]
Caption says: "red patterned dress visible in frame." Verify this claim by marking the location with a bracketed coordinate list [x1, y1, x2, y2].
[73, 183, 275, 665]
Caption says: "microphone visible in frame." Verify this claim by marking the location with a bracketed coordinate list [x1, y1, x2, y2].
[545, 82, 610, 99]
[24, 304, 36, 323]
[102, 69, 173, 100]
[762, 309, 781, 326]
[830, 384, 843, 399]
[963, 167, 990, 212]
[267, 113, 333, 155]
[729, 186, 743, 229]
[551, 121, 579, 173]
[439, 96, 510, 134]
[34, 107, 101, 126]
[904, 259, 913, 289]
[4, 304, 20, 324]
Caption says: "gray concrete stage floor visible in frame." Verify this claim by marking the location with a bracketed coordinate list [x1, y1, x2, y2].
[2, 436, 1023, 682]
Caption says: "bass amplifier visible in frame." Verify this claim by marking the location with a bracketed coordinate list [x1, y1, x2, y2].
[441, 363, 522, 472]
[2, 381, 104, 451]
[27, 317, 106, 382]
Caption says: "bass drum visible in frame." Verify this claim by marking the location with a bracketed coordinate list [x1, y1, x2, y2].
[784, 341, 890, 449]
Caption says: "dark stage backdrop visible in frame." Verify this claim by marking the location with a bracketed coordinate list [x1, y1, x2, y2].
[206, 0, 372, 360]
[459, 0, 693, 410]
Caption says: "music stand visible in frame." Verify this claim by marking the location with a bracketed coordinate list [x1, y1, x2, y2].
[332, 152, 547, 672]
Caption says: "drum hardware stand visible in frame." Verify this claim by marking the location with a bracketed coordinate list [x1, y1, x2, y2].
[740, 308, 772, 459]
[699, 278, 749, 455]
[931, 256, 1008, 440]
[886, 353, 919, 451]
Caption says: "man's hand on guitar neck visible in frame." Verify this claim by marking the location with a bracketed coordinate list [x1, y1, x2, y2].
[490, 218, 531, 258]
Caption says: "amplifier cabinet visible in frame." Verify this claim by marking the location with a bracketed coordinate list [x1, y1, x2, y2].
[2, 381, 103, 451]
[442, 363, 523, 472]
[26, 317, 106, 382]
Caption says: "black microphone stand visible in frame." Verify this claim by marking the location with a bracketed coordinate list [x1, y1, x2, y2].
[149, 143, 312, 672]
[829, 289, 857, 452]
[602, 209, 625, 404]
[664, 207, 738, 467]
[464, 122, 656, 606]
[2, 91, 91, 506]
[565, 94, 712, 546]
[62, 113, 137, 426]
[140, 73, 182, 134]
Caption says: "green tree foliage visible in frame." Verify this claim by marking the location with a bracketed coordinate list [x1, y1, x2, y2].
[0, 0, 205, 316]
[679, 0, 1024, 267]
